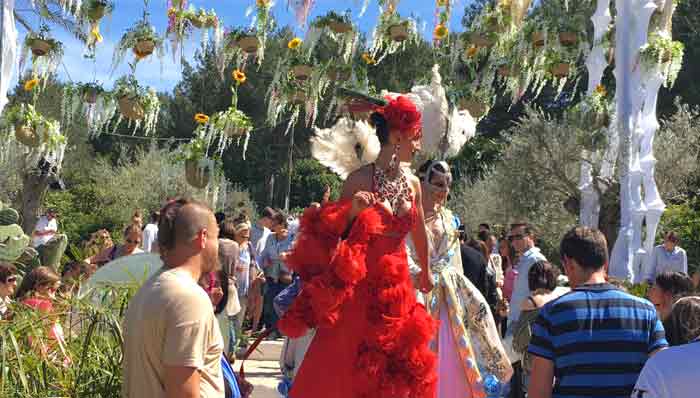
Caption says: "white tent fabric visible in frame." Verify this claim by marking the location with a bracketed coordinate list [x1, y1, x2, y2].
[0, 0, 18, 114]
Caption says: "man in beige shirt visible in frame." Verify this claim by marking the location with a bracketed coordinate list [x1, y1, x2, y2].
[123, 199, 225, 398]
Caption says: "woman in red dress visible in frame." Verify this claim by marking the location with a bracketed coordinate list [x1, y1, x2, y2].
[278, 96, 437, 398]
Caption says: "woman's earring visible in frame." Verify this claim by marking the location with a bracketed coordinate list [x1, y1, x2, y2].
[389, 143, 400, 172]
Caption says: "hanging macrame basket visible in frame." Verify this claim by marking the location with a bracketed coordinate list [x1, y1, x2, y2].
[185, 159, 211, 189]
[83, 88, 99, 104]
[236, 36, 260, 55]
[30, 40, 52, 57]
[14, 124, 41, 148]
[328, 21, 352, 34]
[469, 33, 493, 48]
[460, 99, 488, 118]
[389, 25, 409, 42]
[118, 96, 145, 120]
[87, 4, 107, 21]
[225, 127, 249, 138]
[551, 63, 570, 78]
[531, 31, 545, 48]
[292, 65, 313, 81]
[133, 40, 155, 58]
[558, 31, 578, 46]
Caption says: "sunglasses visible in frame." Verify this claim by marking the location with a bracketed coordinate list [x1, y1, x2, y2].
[126, 239, 141, 245]
[508, 234, 525, 242]
[3, 276, 17, 283]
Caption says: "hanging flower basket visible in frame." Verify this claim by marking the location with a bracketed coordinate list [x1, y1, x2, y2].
[327, 67, 352, 81]
[531, 31, 545, 48]
[83, 87, 99, 104]
[459, 99, 488, 118]
[87, 3, 108, 21]
[118, 96, 145, 120]
[30, 39, 52, 56]
[236, 36, 260, 54]
[292, 65, 313, 81]
[559, 31, 578, 46]
[14, 124, 41, 147]
[185, 159, 211, 189]
[550, 63, 570, 78]
[328, 21, 353, 34]
[133, 39, 155, 58]
[590, 111, 611, 130]
[469, 33, 493, 48]
[389, 25, 410, 42]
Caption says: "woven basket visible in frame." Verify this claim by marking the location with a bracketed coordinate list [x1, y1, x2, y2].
[328, 21, 352, 34]
[118, 97, 145, 120]
[292, 65, 313, 81]
[237, 36, 260, 55]
[551, 63, 570, 78]
[87, 4, 107, 21]
[30, 40, 51, 57]
[133, 40, 155, 58]
[558, 31, 578, 46]
[185, 159, 211, 189]
[460, 100, 488, 118]
[389, 25, 409, 42]
[83, 88, 99, 104]
[531, 31, 545, 48]
[15, 124, 41, 147]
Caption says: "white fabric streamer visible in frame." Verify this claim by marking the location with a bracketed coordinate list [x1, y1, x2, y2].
[0, 0, 18, 115]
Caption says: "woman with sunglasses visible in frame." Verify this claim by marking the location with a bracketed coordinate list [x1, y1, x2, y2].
[15, 266, 71, 364]
[0, 262, 18, 318]
[407, 160, 512, 397]
[84, 224, 144, 268]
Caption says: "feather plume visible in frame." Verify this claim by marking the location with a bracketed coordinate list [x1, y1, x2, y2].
[311, 118, 380, 180]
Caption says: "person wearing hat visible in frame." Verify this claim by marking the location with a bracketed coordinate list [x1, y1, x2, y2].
[31, 209, 68, 271]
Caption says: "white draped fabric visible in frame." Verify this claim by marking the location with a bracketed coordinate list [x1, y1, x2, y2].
[0, 0, 18, 115]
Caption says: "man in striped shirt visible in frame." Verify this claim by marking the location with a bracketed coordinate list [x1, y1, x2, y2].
[528, 226, 667, 398]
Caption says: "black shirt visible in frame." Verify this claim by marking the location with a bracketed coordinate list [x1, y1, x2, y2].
[460, 243, 499, 311]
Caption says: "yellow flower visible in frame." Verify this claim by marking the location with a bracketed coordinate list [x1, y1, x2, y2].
[23, 78, 39, 91]
[434, 24, 449, 40]
[362, 52, 376, 65]
[595, 84, 607, 96]
[437, 0, 449, 6]
[91, 25, 103, 43]
[233, 69, 247, 84]
[256, 0, 269, 7]
[466, 45, 478, 58]
[288, 37, 302, 50]
[194, 113, 210, 124]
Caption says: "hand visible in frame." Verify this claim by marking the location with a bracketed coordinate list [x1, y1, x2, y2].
[351, 191, 375, 217]
[418, 269, 434, 294]
[210, 287, 224, 307]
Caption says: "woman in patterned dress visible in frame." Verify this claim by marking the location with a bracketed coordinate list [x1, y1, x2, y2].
[408, 160, 513, 398]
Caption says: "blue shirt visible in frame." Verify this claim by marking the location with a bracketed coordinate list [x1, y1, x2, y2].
[528, 283, 668, 398]
[508, 247, 547, 328]
[643, 245, 688, 283]
[260, 234, 293, 281]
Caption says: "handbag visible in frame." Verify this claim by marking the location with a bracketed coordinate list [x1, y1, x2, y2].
[225, 277, 242, 316]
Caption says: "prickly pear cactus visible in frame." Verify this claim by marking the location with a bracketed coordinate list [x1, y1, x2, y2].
[0, 201, 31, 262]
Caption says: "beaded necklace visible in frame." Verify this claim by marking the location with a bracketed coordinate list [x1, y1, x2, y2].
[372, 164, 412, 215]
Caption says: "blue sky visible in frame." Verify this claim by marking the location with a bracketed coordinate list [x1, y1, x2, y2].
[15, 0, 470, 92]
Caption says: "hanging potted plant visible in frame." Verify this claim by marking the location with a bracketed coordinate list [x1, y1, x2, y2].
[5, 103, 64, 149]
[456, 86, 493, 120]
[112, 75, 161, 135]
[287, 37, 314, 81]
[326, 63, 353, 82]
[187, 7, 218, 29]
[112, 20, 164, 71]
[19, 24, 64, 86]
[179, 135, 214, 189]
[83, 0, 114, 22]
[312, 10, 353, 34]
[369, 12, 418, 63]
[79, 82, 106, 105]
[640, 33, 685, 88]
[224, 27, 260, 55]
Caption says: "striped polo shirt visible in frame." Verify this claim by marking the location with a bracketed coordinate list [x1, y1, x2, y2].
[528, 283, 668, 398]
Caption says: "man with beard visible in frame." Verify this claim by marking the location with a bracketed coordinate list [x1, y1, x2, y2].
[122, 199, 225, 398]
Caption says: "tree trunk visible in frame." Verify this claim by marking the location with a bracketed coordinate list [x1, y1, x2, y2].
[18, 171, 50, 233]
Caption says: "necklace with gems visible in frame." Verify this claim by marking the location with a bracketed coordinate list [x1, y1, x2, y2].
[373, 164, 412, 215]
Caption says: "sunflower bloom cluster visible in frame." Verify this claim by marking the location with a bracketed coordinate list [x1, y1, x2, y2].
[194, 113, 210, 124]
[233, 69, 247, 84]
[466, 45, 478, 58]
[595, 84, 607, 97]
[434, 24, 449, 40]
[288, 37, 302, 50]
[24, 78, 39, 92]
[362, 53, 376, 65]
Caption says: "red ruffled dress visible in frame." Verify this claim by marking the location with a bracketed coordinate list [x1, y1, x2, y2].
[278, 199, 438, 398]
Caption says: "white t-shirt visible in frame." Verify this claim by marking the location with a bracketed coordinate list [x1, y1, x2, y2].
[632, 340, 700, 398]
[32, 216, 57, 247]
[142, 223, 159, 252]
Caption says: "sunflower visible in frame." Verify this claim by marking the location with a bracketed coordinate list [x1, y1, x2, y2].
[362, 52, 376, 65]
[595, 84, 607, 96]
[256, 0, 269, 6]
[233, 69, 247, 84]
[23, 78, 39, 91]
[288, 37, 302, 50]
[433, 24, 449, 40]
[437, 0, 449, 6]
[466, 45, 478, 58]
[194, 113, 210, 124]
[91, 25, 103, 43]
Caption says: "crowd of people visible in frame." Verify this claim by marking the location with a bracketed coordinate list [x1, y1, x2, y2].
[2, 94, 700, 398]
